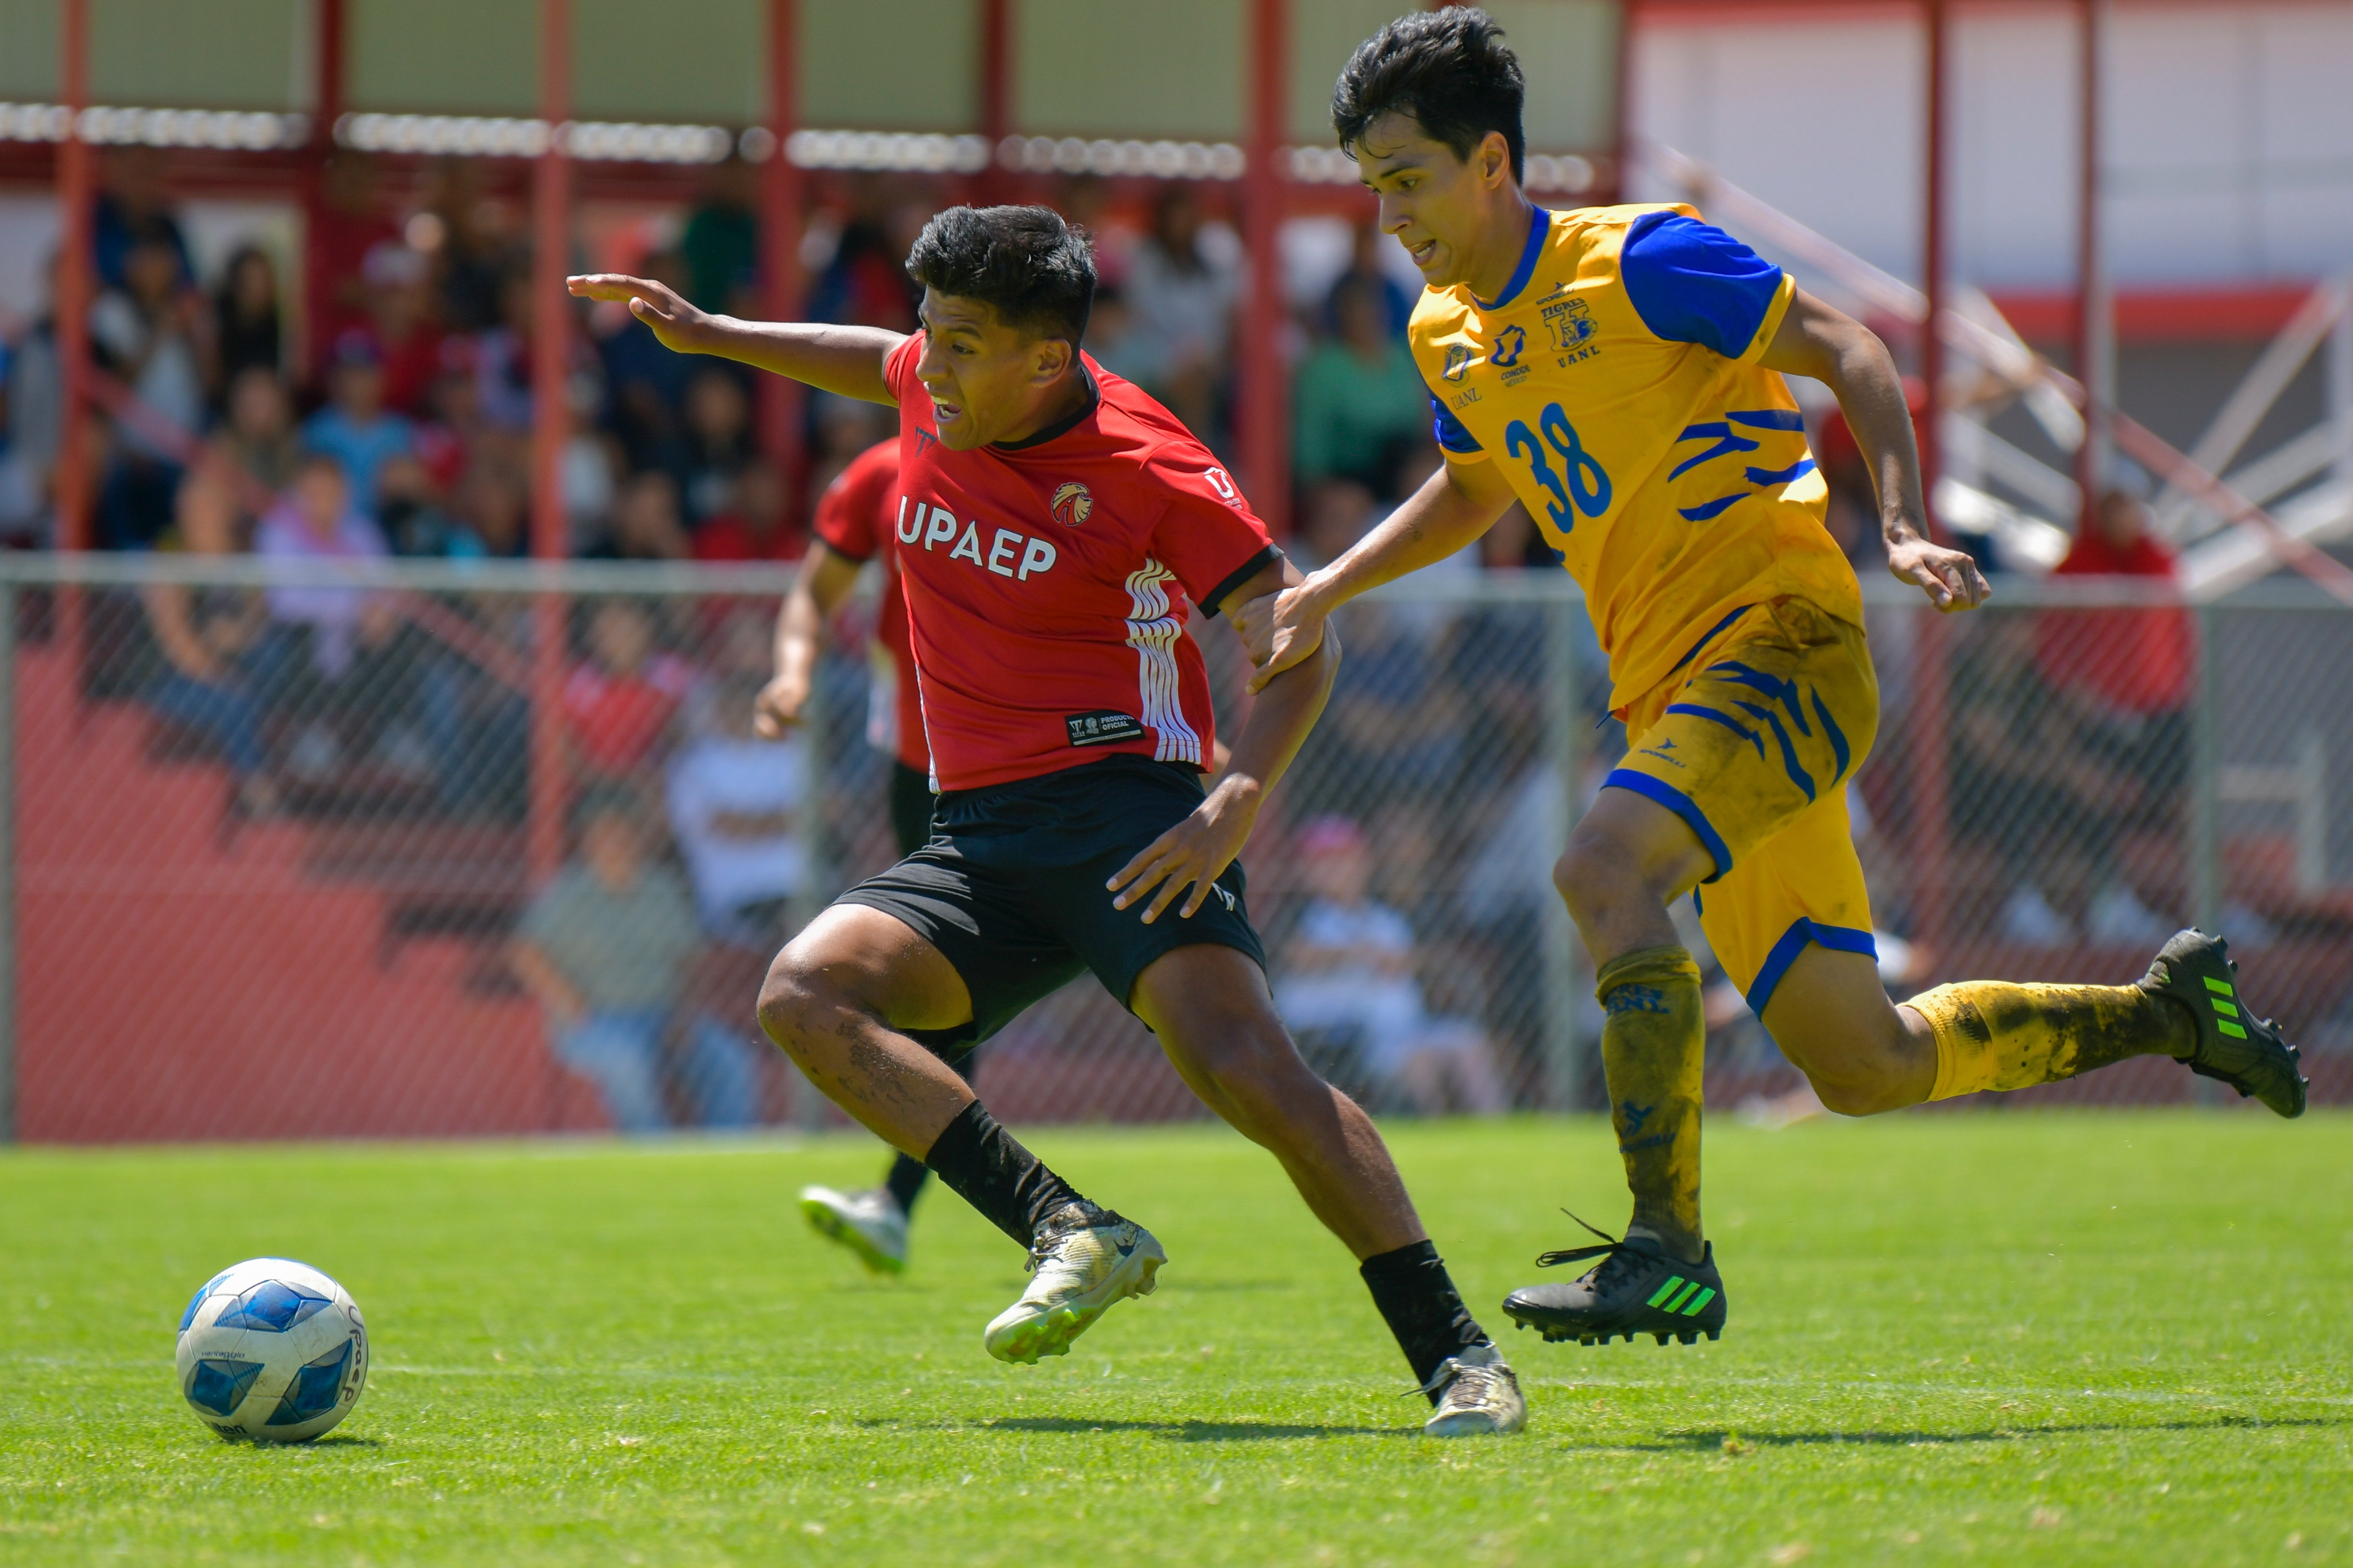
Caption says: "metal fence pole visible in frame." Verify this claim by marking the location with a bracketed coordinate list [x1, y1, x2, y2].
[0, 586, 13, 1144]
[2189, 600, 2223, 1107]
[1542, 594, 1583, 1111]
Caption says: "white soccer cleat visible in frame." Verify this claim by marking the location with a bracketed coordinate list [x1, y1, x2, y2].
[983, 1208, 1166, 1365]
[1419, 1343, 1527, 1437]
[798, 1185, 909, 1275]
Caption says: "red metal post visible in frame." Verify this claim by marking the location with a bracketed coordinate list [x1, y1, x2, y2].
[756, 0, 805, 502]
[979, 0, 1012, 203]
[526, 0, 574, 883]
[300, 0, 346, 379]
[2072, 0, 2107, 531]
[1910, 0, 1954, 966]
[1238, 0, 1291, 537]
[54, 0, 94, 555]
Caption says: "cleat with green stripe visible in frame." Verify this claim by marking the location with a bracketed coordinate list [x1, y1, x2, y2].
[2139, 928, 2307, 1118]
[1502, 1213, 1727, 1348]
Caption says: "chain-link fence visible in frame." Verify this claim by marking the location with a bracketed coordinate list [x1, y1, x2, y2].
[3, 554, 2347, 1144]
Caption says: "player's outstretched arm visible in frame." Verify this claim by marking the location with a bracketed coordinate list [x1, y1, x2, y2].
[1760, 289, 1991, 613]
[1108, 557, 1341, 925]
[565, 273, 902, 405]
[755, 541, 866, 739]
[1234, 455, 1514, 694]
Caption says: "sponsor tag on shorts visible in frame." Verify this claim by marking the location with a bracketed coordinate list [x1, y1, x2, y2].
[1066, 710, 1147, 748]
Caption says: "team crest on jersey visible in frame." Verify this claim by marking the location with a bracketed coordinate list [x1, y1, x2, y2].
[1441, 343, 1475, 381]
[1050, 481, 1094, 528]
[1542, 295, 1598, 357]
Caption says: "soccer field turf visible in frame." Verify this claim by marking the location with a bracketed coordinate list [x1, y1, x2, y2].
[2, 1114, 2347, 1566]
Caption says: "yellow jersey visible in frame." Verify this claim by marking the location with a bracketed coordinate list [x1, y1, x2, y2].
[1409, 202, 1864, 712]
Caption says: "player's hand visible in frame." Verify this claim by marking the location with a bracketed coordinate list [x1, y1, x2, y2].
[1235, 582, 1330, 696]
[1887, 535, 1992, 613]
[1106, 782, 1258, 925]
[565, 273, 712, 355]
[753, 668, 811, 739]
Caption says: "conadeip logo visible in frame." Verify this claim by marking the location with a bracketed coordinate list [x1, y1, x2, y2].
[1050, 481, 1093, 528]
[1491, 325, 1526, 367]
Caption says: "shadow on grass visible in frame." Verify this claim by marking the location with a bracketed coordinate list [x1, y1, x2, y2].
[1563, 1414, 2346, 1454]
[859, 1416, 1411, 1443]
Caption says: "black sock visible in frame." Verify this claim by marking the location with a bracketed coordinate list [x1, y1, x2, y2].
[882, 1152, 930, 1215]
[920, 1100, 1086, 1248]
[1360, 1241, 1489, 1400]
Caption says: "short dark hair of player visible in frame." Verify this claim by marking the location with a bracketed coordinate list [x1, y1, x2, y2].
[904, 204, 1096, 349]
[1332, 6, 1527, 185]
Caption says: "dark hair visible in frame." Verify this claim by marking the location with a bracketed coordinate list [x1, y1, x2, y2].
[904, 204, 1095, 346]
[1332, 7, 1526, 184]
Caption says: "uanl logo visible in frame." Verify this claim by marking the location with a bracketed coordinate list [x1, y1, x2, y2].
[1050, 480, 1093, 528]
[1441, 343, 1475, 381]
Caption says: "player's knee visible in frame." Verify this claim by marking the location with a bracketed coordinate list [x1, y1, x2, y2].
[1553, 831, 1651, 926]
[1173, 1014, 1316, 1130]
[754, 948, 842, 1059]
[1783, 1024, 1916, 1116]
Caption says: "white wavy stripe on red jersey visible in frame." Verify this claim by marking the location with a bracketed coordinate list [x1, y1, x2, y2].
[1123, 559, 1202, 768]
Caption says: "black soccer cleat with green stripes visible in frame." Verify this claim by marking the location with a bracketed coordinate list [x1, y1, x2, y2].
[1501, 1216, 1727, 1347]
[2139, 928, 2307, 1118]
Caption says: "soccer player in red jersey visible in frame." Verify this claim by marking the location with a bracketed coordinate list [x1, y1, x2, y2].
[568, 206, 1525, 1436]
[753, 436, 965, 1273]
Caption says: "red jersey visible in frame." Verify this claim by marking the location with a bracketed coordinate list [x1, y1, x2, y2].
[883, 336, 1278, 791]
[811, 439, 925, 771]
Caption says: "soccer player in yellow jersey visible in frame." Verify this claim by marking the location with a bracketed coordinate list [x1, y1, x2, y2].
[1242, 7, 2308, 1349]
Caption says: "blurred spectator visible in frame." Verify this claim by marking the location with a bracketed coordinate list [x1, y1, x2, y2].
[91, 226, 205, 549]
[209, 245, 283, 406]
[1321, 222, 1412, 339]
[692, 460, 796, 563]
[1274, 816, 1505, 1115]
[1123, 183, 1236, 441]
[207, 366, 302, 509]
[665, 676, 810, 942]
[418, 157, 511, 334]
[1294, 276, 1429, 497]
[0, 252, 63, 546]
[254, 453, 390, 658]
[414, 352, 493, 497]
[375, 453, 462, 558]
[2036, 482, 2197, 720]
[596, 248, 695, 473]
[682, 155, 761, 315]
[140, 465, 277, 818]
[508, 788, 762, 1131]
[472, 274, 538, 431]
[92, 146, 192, 291]
[307, 152, 402, 374]
[450, 462, 529, 558]
[676, 367, 753, 524]
[360, 242, 448, 418]
[303, 333, 415, 512]
[807, 175, 924, 333]
[601, 470, 692, 562]
[564, 598, 691, 779]
[562, 374, 622, 554]
[1083, 284, 1163, 392]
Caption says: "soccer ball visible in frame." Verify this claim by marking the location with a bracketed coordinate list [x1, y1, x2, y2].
[175, 1258, 369, 1443]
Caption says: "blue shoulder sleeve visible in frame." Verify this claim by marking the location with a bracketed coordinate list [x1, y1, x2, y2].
[1419, 367, 1482, 454]
[1620, 211, 1786, 359]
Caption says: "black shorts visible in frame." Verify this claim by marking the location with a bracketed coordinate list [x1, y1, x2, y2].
[836, 754, 1264, 1049]
[888, 759, 935, 857]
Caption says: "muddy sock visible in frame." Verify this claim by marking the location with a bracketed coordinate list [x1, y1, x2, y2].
[882, 1152, 930, 1215]
[920, 1100, 1086, 1247]
[1359, 1240, 1489, 1400]
[1908, 980, 2196, 1100]
[1596, 945, 1706, 1263]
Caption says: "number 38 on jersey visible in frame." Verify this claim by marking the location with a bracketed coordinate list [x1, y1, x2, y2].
[1505, 402, 1612, 532]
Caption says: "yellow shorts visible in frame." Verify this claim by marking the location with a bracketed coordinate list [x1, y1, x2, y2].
[1605, 597, 1881, 1016]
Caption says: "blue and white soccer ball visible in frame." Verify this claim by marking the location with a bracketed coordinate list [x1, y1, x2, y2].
[174, 1258, 369, 1443]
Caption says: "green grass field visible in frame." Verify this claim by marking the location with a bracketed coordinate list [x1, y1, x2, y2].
[2, 1113, 2348, 1566]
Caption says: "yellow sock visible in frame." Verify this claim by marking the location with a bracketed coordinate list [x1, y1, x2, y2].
[1596, 945, 1706, 1253]
[1907, 980, 2194, 1100]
